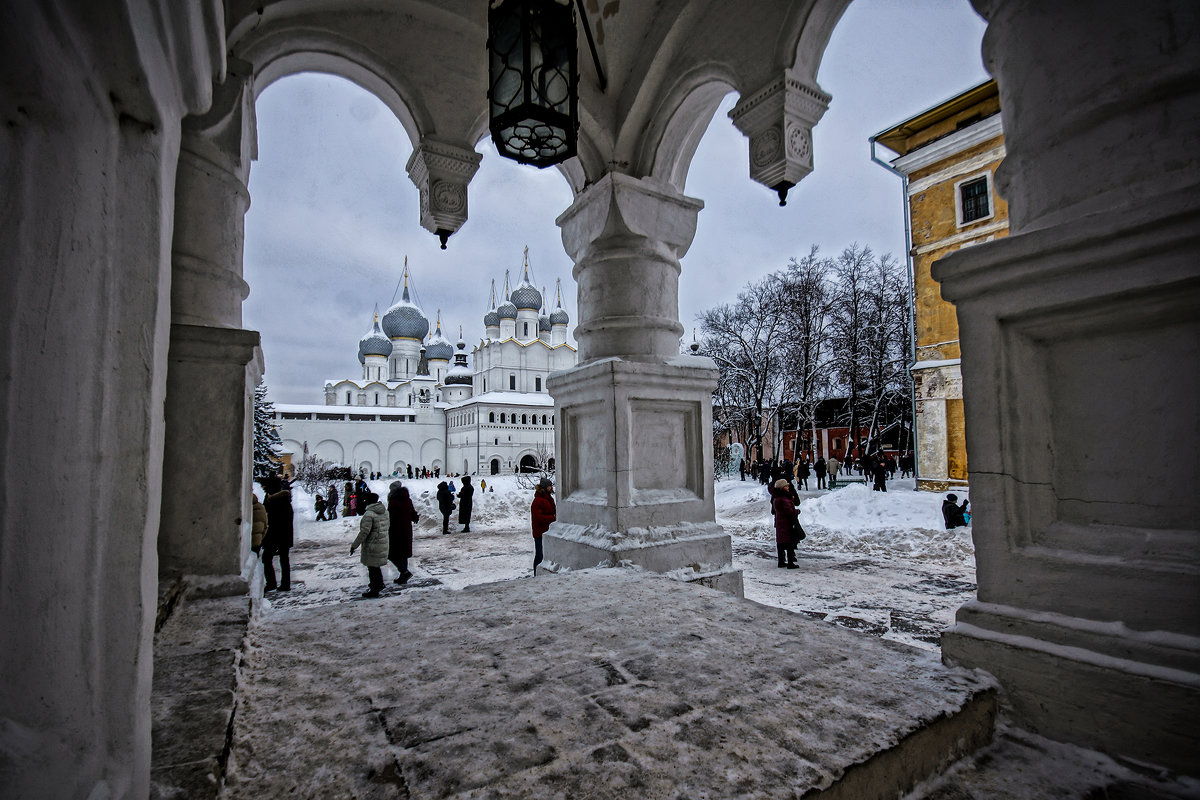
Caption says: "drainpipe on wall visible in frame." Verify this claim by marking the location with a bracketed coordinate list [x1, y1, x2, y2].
[868, 135, 919, 488]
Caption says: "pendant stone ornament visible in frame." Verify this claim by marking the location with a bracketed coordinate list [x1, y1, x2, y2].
[730, 70, 830, 206]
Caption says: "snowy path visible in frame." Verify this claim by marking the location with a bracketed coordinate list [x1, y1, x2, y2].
[266, 477, 975, 652]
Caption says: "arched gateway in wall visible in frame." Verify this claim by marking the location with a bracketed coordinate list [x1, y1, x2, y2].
[3, 2, 1196, 796]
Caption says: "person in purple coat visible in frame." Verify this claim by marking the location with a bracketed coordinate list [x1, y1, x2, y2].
[771, 479, 800, 570]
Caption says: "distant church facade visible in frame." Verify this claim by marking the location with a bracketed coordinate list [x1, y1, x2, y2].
[273, 259, 576, 476]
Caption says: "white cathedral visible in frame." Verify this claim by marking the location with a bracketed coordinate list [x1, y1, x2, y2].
[273, 257, 576, 477]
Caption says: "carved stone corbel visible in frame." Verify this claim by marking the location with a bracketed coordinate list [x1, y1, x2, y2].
[405, 139, 483, 248]
[728, 70, 830, 206]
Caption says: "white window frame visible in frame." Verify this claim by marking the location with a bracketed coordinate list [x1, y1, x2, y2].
[954, 170, 994, 228]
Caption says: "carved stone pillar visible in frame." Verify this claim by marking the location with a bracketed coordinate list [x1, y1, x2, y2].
[545, 174, 741, 595]
[936, 0, 1200, 774]
[729, 70, 830, 206]
[160, 59, 261, 580]
[406, 138, 483, 248]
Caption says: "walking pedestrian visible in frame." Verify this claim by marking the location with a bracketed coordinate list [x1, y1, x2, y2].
[261, 476, 294, 591]
[314, 493, 327, 521]
[814, 457, 827, 489]
[796, 459, 811, 490]
[436, 481, 455, 534]
[530, 477, 556, 574]
[350, 492, 389, 598]
[827, 455, 840, 489]
[458, 475, 474, 533]
[387, 481, 419, 584]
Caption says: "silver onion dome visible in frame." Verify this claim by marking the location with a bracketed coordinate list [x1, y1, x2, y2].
[426, 323, 454, 361]
[510, 280, 542, 311]
[484, 308, 500, 328]
[538, 314, 551, 332]
[381, 285, 429, 341]
[550, 307, 569, 325]
[497, 299, 518, 319]
[358, 316, 393, 363]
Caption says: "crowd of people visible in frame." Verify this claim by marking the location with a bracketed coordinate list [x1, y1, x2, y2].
[740, 450, 917, 493]
[255, 468, 552, 600]
[256, 447, 963, 599]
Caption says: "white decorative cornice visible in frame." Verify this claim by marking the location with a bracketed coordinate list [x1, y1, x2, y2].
[891, 115, 1005, 177]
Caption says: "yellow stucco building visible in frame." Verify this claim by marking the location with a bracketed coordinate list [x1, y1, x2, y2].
[873, 80, 1008, 491]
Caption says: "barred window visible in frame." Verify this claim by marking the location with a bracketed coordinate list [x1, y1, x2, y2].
[960, 176, 990, 223]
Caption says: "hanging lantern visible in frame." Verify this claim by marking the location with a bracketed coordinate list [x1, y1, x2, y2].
[488, 0, 578, 168]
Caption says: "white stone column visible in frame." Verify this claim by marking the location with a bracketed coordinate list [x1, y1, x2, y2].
[937, 0, 1200, 774]
[546, 174, 741, 595]
[160, 60, 261, 580]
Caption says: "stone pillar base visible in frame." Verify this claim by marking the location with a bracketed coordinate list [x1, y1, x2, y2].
[541, 522, 743, 596]
[943, 601, 1200, 775]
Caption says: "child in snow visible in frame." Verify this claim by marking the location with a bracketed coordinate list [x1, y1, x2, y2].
[350, 492, 389, 598]
[942, 494, 969, 529]
[314, 494, 327, 521]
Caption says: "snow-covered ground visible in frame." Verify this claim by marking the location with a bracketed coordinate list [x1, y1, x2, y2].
[266, 474, 973, 652]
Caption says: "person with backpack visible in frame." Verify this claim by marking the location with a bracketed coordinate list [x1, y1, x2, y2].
[436, 481, 455, 534]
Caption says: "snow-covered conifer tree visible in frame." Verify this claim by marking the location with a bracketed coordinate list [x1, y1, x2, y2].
[253, 381, 282, 479]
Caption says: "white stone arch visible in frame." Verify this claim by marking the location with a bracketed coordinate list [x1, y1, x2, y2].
[352, 440, 381, 473]
[419, 438, 442, 469]
[313, 439, 344, 464]
[388, 440, 414, 472]
[281, 438, 303, 458]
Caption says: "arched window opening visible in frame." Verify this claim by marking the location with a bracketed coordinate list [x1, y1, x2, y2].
[500, 413, 506, 423]
[490, 412, 495, 423]
[521, 414, 527, 424]
[490, 458, 500, 475]
[519, 454, 539, 473]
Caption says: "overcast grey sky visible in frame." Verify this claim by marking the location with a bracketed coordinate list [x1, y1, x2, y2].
[244, 0, 989, 404]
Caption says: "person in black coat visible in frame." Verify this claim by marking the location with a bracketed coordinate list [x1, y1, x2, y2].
[387, 481, 419, 584]
[814, 457, 827, 489]
[871, 455, 888, 492]
[261, 476, 294, 591]
[436, 481, 455, 534]
[326, 483, 338, 519]
[943, 494, 969, 529]
[458, 475, 474, 533]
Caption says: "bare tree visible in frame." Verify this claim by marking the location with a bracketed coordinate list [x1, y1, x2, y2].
[698, 277, 788, 461]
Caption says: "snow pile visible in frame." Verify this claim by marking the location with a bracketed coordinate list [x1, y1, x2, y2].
[713, 478, 974, 567]
[799, 483, 973, 566]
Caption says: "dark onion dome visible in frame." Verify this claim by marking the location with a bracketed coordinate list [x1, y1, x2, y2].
[497, 298, 518, 319]
[444, 364, 473, 385]
[538, 313, 551, 332]
[483, 307, 500, 328]
[510, 279, 542, 311]
[426, 321, 454, 362]
[358, 315, 393, 363]
[381, 285, 429, 341]
[550, 306, 569, 325]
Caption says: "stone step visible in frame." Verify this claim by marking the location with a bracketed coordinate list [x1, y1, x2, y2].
[218, 569, 997, 798]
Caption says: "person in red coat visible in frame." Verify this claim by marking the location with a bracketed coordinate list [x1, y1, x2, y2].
[387, 481, 419, 585]
[530, 477, 556, 575]
[771, 479, 800, 569]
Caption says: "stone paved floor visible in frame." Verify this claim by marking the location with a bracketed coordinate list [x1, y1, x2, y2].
[219, 570, 995, 799]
